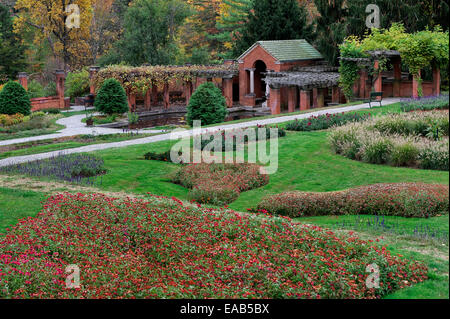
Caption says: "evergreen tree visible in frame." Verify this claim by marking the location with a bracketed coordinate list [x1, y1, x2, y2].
[0, 4, 27, 83]
[233, 0, 314, 58]
[313, 0, 348, 66]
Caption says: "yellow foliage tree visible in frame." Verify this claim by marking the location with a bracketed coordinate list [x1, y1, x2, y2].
[14, 0, 92, 71]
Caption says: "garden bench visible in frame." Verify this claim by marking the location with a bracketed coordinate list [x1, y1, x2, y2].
[367, 92, 383, 108]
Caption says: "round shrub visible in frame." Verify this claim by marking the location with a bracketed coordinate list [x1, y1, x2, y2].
[186, 82, 228, 127]
[0, 81, 31, 115]
[94, 78, 129, 115]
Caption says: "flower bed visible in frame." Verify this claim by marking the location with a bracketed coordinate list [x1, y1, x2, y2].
[286, 112, 371, 131]
[329, 112, 449, 171]
[0, 193, 428, 299]
[0, 154, 107, 185]
[400, 95, 449, 112]
[257, 183, 449, 218]
[172, 162, 269, 205]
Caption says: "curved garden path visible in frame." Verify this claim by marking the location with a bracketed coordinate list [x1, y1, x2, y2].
[0, 98, 401, 167]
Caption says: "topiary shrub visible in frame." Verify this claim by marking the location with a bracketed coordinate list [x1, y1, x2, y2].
[94, 78, 129, 115]
[0, 81, 31, 115]
[186, 82, 228, 126]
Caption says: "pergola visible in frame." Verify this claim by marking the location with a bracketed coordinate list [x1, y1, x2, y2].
[263, 65, 342, 114]
[341, 50, 441, 100]
[89, 63, 239, 112]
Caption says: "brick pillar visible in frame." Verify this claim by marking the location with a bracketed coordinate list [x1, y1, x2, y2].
[412, 70, 421, 98]
[144, 89, 151, 111]
[270, 87, 281, 115]
[89, 66, 100, 95]
[152, 85, 158, 105]
[317, 89, 325, 108]
[288, 87, 297, 113]
[312, 88, 318, 108]
[393, 59, 402, 97]
[128, 92, 136, 112]
[55, 70, 66, 109]
[239, 66, 248, 106]
[163, 83, 170, 109]
[18, 72, 28, 90]
[432, 66, 441, 96]
[332, 86, 340, 104]
[300, 90, 311, 111]
[373, 60, 382, 100]
[185, 81, 193, 106]
[222, 77, 233, 108]
[359, 69, 368, 99]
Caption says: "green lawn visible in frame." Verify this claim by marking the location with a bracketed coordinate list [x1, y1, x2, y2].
[0, 187, 46, 234]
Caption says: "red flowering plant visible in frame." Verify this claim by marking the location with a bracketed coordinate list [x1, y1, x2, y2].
[171, 162, 269, 205]
[0, 193, 427, 299]
[257, 183, 449, 218]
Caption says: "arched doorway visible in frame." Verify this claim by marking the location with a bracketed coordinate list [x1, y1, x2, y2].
[254, 60, 267, 105]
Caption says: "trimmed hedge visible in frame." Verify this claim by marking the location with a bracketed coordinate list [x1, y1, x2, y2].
[0, 81, 31, 115]
[186, 82, 228, 126]
[94, 78, 129, 115]
[257, 183, 449, 218]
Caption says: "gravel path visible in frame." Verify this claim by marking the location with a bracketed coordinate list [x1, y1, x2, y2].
[0, 98, 400, 167]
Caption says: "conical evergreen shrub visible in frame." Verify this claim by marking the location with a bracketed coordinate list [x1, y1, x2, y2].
[94, 78, 129, 115]
[0, 81, 31, 115]
[186, 82, 228, 126]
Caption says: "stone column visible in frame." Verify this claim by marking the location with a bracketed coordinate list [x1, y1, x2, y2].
[163, 83, 170, 109]
[89, 66, 100, 95]
[270, 86, 281, 115]
[18, 72, 28, 90]
[222, 77, 233, 108]
[300, 90, 311, 111]
[288, 87, 297, 113]
[55, 70, 66, 109]
[373, 60, 383, 100]
[432, 66, 441, 96]
[185, 81, 193, 106]
[249, 68, 256, 95]
[393, 59, 402, 97]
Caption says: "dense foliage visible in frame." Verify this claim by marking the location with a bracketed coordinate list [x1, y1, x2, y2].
[94, 78, 129, 115]
[400, 95, 449, 112]
[0, 193, 428, 298]
[0, 81, 31, 115]
[0, 153, 106, 185]
[286, 112, 371, 131]
[172, 163, 268, 205]
[65, 69, 90, 101]
[186, 82, 228, 127]
[257, 183, 449, 218]
[329, 111, 449, 171]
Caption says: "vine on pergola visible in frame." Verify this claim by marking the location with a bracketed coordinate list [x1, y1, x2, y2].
[339, 23, 449, 99]
[93, 64, 239, 95]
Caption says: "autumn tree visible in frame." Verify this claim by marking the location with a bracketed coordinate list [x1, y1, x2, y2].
[13, 0, 92, 71]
